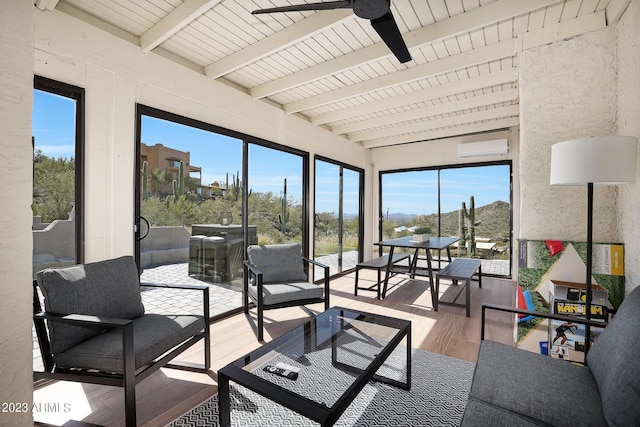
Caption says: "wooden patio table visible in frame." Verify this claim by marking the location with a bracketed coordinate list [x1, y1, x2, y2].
[373, 236, 460, 301]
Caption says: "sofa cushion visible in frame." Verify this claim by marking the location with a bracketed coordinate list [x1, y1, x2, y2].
[248, 281, 324, 306]
[469, 340, 606, 426]
[461, 398, 543, 427]
[37, 256, 145, 354]
[587, 286, 640, 427]
[53, 314, 205, 374]
[247, 244, 307, 283]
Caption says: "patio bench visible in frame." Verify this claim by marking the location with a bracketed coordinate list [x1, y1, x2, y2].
[435, 258, 482, 317]
[354, 254, 410, 300]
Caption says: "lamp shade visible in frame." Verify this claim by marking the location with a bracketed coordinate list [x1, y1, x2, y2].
[550, 136, 638, 185]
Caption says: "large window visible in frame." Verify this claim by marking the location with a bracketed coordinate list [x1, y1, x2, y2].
[247, 143, 307, 247]
[136, 106, 245, 318]
[32, 77, 84, 278]
[380, 162, 512, 277]
[135, 105, 311, 318]
[314, 157, 364, 276]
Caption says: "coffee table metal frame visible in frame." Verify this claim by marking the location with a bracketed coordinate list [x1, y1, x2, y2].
[218, 306, 411, 427]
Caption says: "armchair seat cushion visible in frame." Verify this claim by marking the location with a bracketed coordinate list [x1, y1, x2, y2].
[248, 281, 324, 306]
[53, 313, 205, 374]
[468, 340, 606, 426]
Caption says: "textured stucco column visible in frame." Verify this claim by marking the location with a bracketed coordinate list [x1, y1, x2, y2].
[616, 1, 640, 294]
[0, 1, 35, 426]
[519, 27, 619, 242]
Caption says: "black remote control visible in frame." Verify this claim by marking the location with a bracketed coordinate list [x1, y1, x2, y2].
[263, 364, 298, 380]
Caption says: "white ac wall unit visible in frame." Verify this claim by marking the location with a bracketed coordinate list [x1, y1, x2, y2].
[457, 139, 508, 158]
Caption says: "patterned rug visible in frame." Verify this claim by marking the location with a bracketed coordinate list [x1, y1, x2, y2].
[167, 348, 474, 427]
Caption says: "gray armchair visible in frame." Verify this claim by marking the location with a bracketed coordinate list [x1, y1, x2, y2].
[243, 243, 330, 341]
[33, 256, 210, 427]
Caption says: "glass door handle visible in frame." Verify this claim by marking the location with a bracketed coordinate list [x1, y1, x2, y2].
[137, 216, 150, 241]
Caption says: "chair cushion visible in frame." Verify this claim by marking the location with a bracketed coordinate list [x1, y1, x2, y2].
[247, 244, 307, 283]
[461, 398, 542, 427]
[53, 314, 205, 374]
[36, 256, 145, 354]
[587, 286, 640, 427]
[469, 340, 606, 426]
[248, 281, 324, 306]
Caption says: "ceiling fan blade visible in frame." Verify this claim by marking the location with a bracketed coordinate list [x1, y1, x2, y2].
[370, 11, 411, 63]
[252, 1, 352, 15]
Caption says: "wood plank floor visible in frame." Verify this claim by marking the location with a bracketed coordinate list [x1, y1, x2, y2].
[33, 270, 516, 427]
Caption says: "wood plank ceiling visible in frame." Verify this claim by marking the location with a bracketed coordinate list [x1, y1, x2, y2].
[36, 0, 630, 149]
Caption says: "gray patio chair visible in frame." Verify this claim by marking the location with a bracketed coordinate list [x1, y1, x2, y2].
[243, 243, 330, 341]
[33, 255, 211, 427]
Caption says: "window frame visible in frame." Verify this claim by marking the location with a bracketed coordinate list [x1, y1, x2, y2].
[379, 160, 513, 277]
[313, 155, 365, 275]
[34, 75, 85, 264]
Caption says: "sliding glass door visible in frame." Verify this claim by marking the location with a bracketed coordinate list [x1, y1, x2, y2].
[135, 105, 314, 317]
[314, 158, 364, 276]
[380, 162, 512, 277]
[440, 164, 511, 275]
[136, 105, 244, 317]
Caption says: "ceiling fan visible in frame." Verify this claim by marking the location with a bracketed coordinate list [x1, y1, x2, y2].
[252, 0, 412, 63]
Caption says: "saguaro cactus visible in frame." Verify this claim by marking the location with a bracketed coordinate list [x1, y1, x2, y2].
[172, 161, 185, 200]
[458, 196, 480, 257]
[141, 160, 148, 201]
[225, 171, 250, 201]
[277, 178, 289, 234]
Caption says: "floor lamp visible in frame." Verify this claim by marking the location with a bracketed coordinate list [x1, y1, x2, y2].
[550, 136, 637, 357]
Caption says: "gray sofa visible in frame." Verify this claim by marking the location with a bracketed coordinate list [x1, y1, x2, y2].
[461, 285, 640, 427]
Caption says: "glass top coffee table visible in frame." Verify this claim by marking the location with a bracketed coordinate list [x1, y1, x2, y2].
[218, 307, 411, 426]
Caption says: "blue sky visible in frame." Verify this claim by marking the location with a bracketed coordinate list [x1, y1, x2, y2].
[32, 90, 76, 157]
[140, 116, 306, 206]
[33, 89, 510, 215]
[382, 165, 510, 215]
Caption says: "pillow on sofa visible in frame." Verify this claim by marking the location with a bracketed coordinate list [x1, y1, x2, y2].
[37, 256, 145, 354]
[587, 286, 640, 427]
[247, 244, 307, 283]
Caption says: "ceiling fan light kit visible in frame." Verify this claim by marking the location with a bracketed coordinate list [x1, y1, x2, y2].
[252, 0, 412, 63]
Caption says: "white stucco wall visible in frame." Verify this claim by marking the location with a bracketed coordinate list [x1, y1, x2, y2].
[0, 1, 34, 425]
[616, 0, 640, 294]
[519, 27, 620, 243]
[33, 8, 373, 262]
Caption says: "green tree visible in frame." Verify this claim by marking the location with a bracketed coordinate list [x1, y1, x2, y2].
[33, 150, 75, 223]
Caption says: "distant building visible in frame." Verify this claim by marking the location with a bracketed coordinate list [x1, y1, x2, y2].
[140, 143, 223, 197]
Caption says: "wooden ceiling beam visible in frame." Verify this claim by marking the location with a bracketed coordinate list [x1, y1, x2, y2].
[332, 89, 518, 135]
[205, 10, 352, 80]
[310, 69, 517, 125]
[285, 39, 515, 114]
[140, 0, 221, 53]
[350, 105, 519, 143]
[250, 0, 560, 99]
[362, 117, 520, 149]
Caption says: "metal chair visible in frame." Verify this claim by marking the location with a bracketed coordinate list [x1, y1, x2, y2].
[243, 243, 330, 341]
[33, 256, 211, 427]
